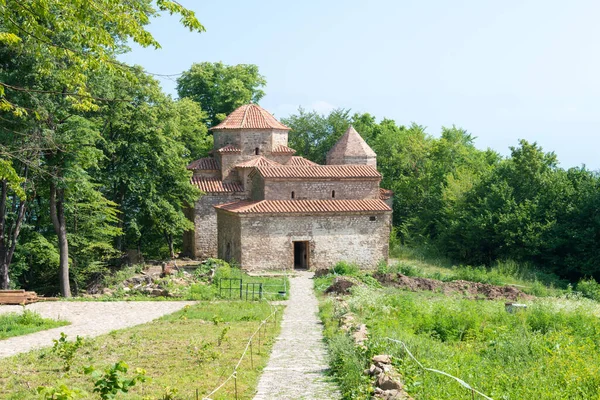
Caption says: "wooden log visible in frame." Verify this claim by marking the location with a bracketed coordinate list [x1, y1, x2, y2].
[0, 290, 26, 294]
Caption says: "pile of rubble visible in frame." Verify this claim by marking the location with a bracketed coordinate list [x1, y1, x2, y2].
[84, 263, 206, 298]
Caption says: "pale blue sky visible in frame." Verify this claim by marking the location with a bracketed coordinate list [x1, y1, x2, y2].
[119, 0, 600, 170]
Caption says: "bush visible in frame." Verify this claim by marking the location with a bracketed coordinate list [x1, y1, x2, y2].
[576, 278, 600, 301]
[333, 261, 360, 276]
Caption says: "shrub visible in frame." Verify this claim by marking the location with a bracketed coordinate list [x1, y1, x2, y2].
[332, 261, 360, 276]
[52, 333, 84, 372]
[576, 278, 600, 301]
[84, 361, 146, 400]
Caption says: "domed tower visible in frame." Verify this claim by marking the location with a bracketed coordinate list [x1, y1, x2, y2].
[209, 103, 291, 181]
[326, 125, 376, 166]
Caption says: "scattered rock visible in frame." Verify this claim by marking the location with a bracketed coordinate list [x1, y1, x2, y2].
[102, 288, 113, 296]
[340, 313, 356, 331]
[372, 354, 392, 364]
[365, 364, 383, 376]
[353, 324, 368, 346]
[377, 373, 403, 391]
[149, 288, 168, 297]
[324, 278, 354, 295]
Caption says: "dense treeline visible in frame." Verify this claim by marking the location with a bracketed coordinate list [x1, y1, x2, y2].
[282, 109, 600, 281]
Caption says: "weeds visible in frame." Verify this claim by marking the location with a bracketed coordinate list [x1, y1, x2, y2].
[84, 361, 146, 400]
[52, 333, 84, 372]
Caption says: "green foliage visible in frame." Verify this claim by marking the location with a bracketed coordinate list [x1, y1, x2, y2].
[217, 326, 230, 346]
[576, 277, 600, 301]
[84, 361, 147, 400]
[332, 261, 360, 276]
[0, 310, 68, 340]
[187, 339, 218, 366]
[176, 62, 266, 126]
[326, 334, 372, 399]
[320, 283, 600, 399]
[0, 0, 204, 113]
[37, 384, 83, 400]
[52, 333, 84, 371]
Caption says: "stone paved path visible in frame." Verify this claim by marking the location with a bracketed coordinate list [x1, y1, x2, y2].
[0, 301, 194, 358]
[254, 271, 340, 399]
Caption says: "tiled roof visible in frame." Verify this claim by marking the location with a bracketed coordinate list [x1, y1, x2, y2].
[235, 156, 281, 168]
[272, 144, 296, 154]
[327, 125, 376, 160]
[191, 177, 243, 193]
[379, 188, 394, 200]
[254, 165, 381, 179]
[215, 199, 392, 214]
[210, 104, 290, 130]
[217, 144, 242, 153]
[187, 157, 220, 171]
[286, 156, 319, 166]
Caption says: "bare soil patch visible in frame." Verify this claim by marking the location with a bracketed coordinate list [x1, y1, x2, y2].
[324, 278, 355, 295]
[373, 273, 531, 301]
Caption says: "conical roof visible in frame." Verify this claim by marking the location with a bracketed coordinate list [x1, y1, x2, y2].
[210, 103, 290, 130]
[327, 126, 376, 161]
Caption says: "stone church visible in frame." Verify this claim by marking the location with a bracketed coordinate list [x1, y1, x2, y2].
[183, 103, 392, 271]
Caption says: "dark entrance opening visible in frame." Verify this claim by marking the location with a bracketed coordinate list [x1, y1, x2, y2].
[293, 241, 309, 270]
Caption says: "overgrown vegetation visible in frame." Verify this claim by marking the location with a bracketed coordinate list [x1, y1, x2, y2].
[81, 259, 288, 302]
[0, 310, 68, 340]
[316, 261, 600, 399]
[0, 302, 282, 399]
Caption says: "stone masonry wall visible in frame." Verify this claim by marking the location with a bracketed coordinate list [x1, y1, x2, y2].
[327, 154, 377, 167]
[220, 212, 391, 271]
[192, 192, 245, 259]
[262, 179, 380, 200]
[217, 211, 242, 264]
[271, 130, 288, 148]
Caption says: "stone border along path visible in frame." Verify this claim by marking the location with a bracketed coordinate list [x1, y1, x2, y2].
[254, 270, 340, 399]
[0, 301, 195, 359]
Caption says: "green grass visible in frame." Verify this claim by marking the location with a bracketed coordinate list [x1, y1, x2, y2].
[0, 310, 69, 340]
[316, 270, 600, 399]
[0, 301, 282, 399]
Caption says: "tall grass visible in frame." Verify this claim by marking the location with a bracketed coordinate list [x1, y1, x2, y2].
[318, 284, 600, 399]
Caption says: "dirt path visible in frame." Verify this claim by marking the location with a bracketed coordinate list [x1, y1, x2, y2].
[0, 301, 194, 358]
[254, 271, 339, 400]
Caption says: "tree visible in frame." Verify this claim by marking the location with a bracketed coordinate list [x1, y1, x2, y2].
[176, 62, 266, 126]
[1, 0, 204, 296]
[95, 71, 201, 260]
[283, 107, 351, 165]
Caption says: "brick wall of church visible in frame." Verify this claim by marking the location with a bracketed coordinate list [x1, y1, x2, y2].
[216, 211, 391, 271]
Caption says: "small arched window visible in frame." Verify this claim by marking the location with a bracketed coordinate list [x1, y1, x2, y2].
[255, 147, 260, 155]
[332, 190, 336, 198]
[291, 191, 295, 199]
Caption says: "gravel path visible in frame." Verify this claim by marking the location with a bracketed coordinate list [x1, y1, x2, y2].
[254, 271, 339, 399]
[0, 301, 194, 359]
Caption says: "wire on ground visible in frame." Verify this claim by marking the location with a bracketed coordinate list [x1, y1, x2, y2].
[202, 306, 280, 400]
[384, 337, 494, 400]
